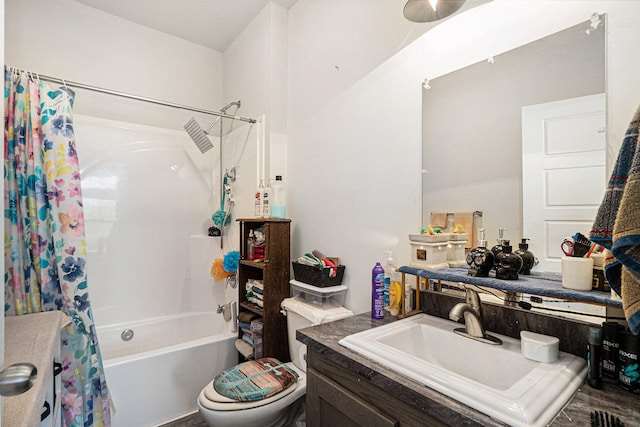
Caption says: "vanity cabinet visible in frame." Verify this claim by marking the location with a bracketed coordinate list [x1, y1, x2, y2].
[306, 350, 446, 427]
[236, 218, 291, 362]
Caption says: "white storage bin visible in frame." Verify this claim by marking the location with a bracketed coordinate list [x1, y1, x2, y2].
[290, 280, 347, 307]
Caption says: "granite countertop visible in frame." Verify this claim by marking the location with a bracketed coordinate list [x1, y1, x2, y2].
[3, 311, 69, 427]
[298, 312, 640, 427]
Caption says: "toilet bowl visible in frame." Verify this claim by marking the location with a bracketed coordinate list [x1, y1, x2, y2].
[197, 297, 353, 427]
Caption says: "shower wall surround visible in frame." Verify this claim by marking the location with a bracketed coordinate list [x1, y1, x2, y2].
[75, 115, 257, 327]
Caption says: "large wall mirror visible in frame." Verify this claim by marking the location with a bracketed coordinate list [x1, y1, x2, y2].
[421, 16, 610, 318]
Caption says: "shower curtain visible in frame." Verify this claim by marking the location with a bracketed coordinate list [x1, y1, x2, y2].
[4, 68, 113, 426]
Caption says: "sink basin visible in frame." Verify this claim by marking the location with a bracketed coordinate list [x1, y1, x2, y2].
[338, 313, 586, 427]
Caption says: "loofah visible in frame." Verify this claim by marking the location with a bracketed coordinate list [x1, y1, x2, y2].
[211, 258, 233, 281]
[223, 250, 240, 273]
[212, 209, 231, 228]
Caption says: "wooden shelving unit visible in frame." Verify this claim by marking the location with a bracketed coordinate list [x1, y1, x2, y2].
[236, 218, 291, 362]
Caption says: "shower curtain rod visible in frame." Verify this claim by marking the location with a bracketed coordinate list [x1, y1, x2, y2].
[15, 68, 257, 124]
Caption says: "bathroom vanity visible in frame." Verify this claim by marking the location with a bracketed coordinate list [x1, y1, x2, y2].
[298, 295, 640, 426]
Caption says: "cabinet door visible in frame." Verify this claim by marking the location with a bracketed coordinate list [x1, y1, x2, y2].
[307, 368, 398, 427]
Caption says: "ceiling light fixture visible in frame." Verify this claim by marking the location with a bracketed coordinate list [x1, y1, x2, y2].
[403, 0, 466, 23]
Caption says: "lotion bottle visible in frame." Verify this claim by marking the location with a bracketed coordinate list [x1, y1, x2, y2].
[262, 180, 271, 218]
[384, 252, 402, 316]
[515, 238, 536, 275]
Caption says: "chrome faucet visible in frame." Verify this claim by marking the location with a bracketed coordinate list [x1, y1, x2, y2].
[449, 288, 502, 345]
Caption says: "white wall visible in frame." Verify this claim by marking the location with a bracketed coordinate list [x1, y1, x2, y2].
[287, 0, 640, 314]
[5, 0, 223, 130]
[223, 3, 289, 184]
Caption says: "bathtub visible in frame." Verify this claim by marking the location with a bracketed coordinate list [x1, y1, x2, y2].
[97, 312, 237, 427]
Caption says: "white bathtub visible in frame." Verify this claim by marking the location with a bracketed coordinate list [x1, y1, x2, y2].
[97, 312, 237, 427]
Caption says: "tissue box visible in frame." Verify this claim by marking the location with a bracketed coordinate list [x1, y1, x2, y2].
[292, 261, 345, 287]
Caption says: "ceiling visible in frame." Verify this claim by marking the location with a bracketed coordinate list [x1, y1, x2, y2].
[71, 0, 299, 52]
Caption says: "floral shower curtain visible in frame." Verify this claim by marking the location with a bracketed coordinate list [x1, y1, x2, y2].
[4, 68, 113, 426]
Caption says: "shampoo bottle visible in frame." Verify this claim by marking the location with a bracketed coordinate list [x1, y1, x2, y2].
[255, 181, 264, 218]
[371, 262, 385, 319]
[384, 252, 402, 316]
[262, 180, 271, 218]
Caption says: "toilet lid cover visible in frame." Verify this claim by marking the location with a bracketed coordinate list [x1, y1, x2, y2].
[214, 357, 298, 401]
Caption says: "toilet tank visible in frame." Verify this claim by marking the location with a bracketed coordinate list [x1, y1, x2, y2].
[281, 297, 353, 372]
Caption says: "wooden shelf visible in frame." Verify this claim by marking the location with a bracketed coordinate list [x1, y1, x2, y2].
[237, 219, 291, 363]
[239, 259, 266, 269]
[240, 301, 264, 316]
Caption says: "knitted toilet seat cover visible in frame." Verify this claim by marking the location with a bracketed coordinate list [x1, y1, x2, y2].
[213, 357, 298, 401]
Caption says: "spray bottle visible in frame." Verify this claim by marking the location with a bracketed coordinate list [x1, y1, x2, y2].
[371, 262, 385, 319]
[384, 252, 402, 316]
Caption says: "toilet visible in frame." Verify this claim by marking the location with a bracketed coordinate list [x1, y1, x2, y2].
[197, 296, 353, 427]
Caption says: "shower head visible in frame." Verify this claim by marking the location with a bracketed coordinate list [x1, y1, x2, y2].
[183, 101, 243, 153]
[220, 100, 241, 114]
[183, 117, 214, 153]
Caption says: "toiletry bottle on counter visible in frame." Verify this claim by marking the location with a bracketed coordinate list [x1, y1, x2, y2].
[383, 252, 396, 311]
[467, 228, 495, 277]
[371, 262, 385, 319]
[491, 227, 508, 259]
[618, 331, 640, 393]
[262, 180, 271, 218]
[384, 252, 402, 316]
[270, 175, 287, 219]
[255, 181, 264, 217]
[587, 326, 603, 389]
[602, 322, 624, 378]
[515, 238, 536, 275]
[494, 241, 523, 280]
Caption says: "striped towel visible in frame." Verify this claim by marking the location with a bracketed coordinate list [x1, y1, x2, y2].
[592, 105, 640, 334]
[611, 105, 640, 334]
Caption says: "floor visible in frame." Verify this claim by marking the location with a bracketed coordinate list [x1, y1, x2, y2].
[159, 412, 207, 427]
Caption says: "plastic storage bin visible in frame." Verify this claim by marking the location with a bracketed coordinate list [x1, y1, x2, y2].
[292, 261, 345, 287]
[290, 280, 347, 307]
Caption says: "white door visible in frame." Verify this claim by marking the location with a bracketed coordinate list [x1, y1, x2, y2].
[522, 93, 606, 273]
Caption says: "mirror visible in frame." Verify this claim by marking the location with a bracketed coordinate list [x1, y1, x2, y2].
[421, 17, 610, 319]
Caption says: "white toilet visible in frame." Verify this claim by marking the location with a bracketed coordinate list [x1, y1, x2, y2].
[197, 296, 353, 427]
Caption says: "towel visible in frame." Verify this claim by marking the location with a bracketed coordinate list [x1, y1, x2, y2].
[454, 212, 476, 248]
[430, 212, 448, 228]
[591, 105, 640, 334]
[235, 339, 254, 360]
[610, 105, 640, 334]
[591, 106, 640, 249]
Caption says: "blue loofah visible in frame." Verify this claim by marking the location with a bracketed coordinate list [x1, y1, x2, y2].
[212, 209, 231, 227]
[223, 250, 240, 273]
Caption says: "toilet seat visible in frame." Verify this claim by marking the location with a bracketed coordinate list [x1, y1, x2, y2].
[199, 379, 297, 411]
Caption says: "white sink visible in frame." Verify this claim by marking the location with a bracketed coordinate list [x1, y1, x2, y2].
[338, 313, 586, 427]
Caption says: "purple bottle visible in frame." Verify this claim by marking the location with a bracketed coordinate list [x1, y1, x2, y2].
[372, 262, 385, 319]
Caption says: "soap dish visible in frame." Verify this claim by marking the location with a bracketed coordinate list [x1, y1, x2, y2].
[520, 331, 559, 363]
